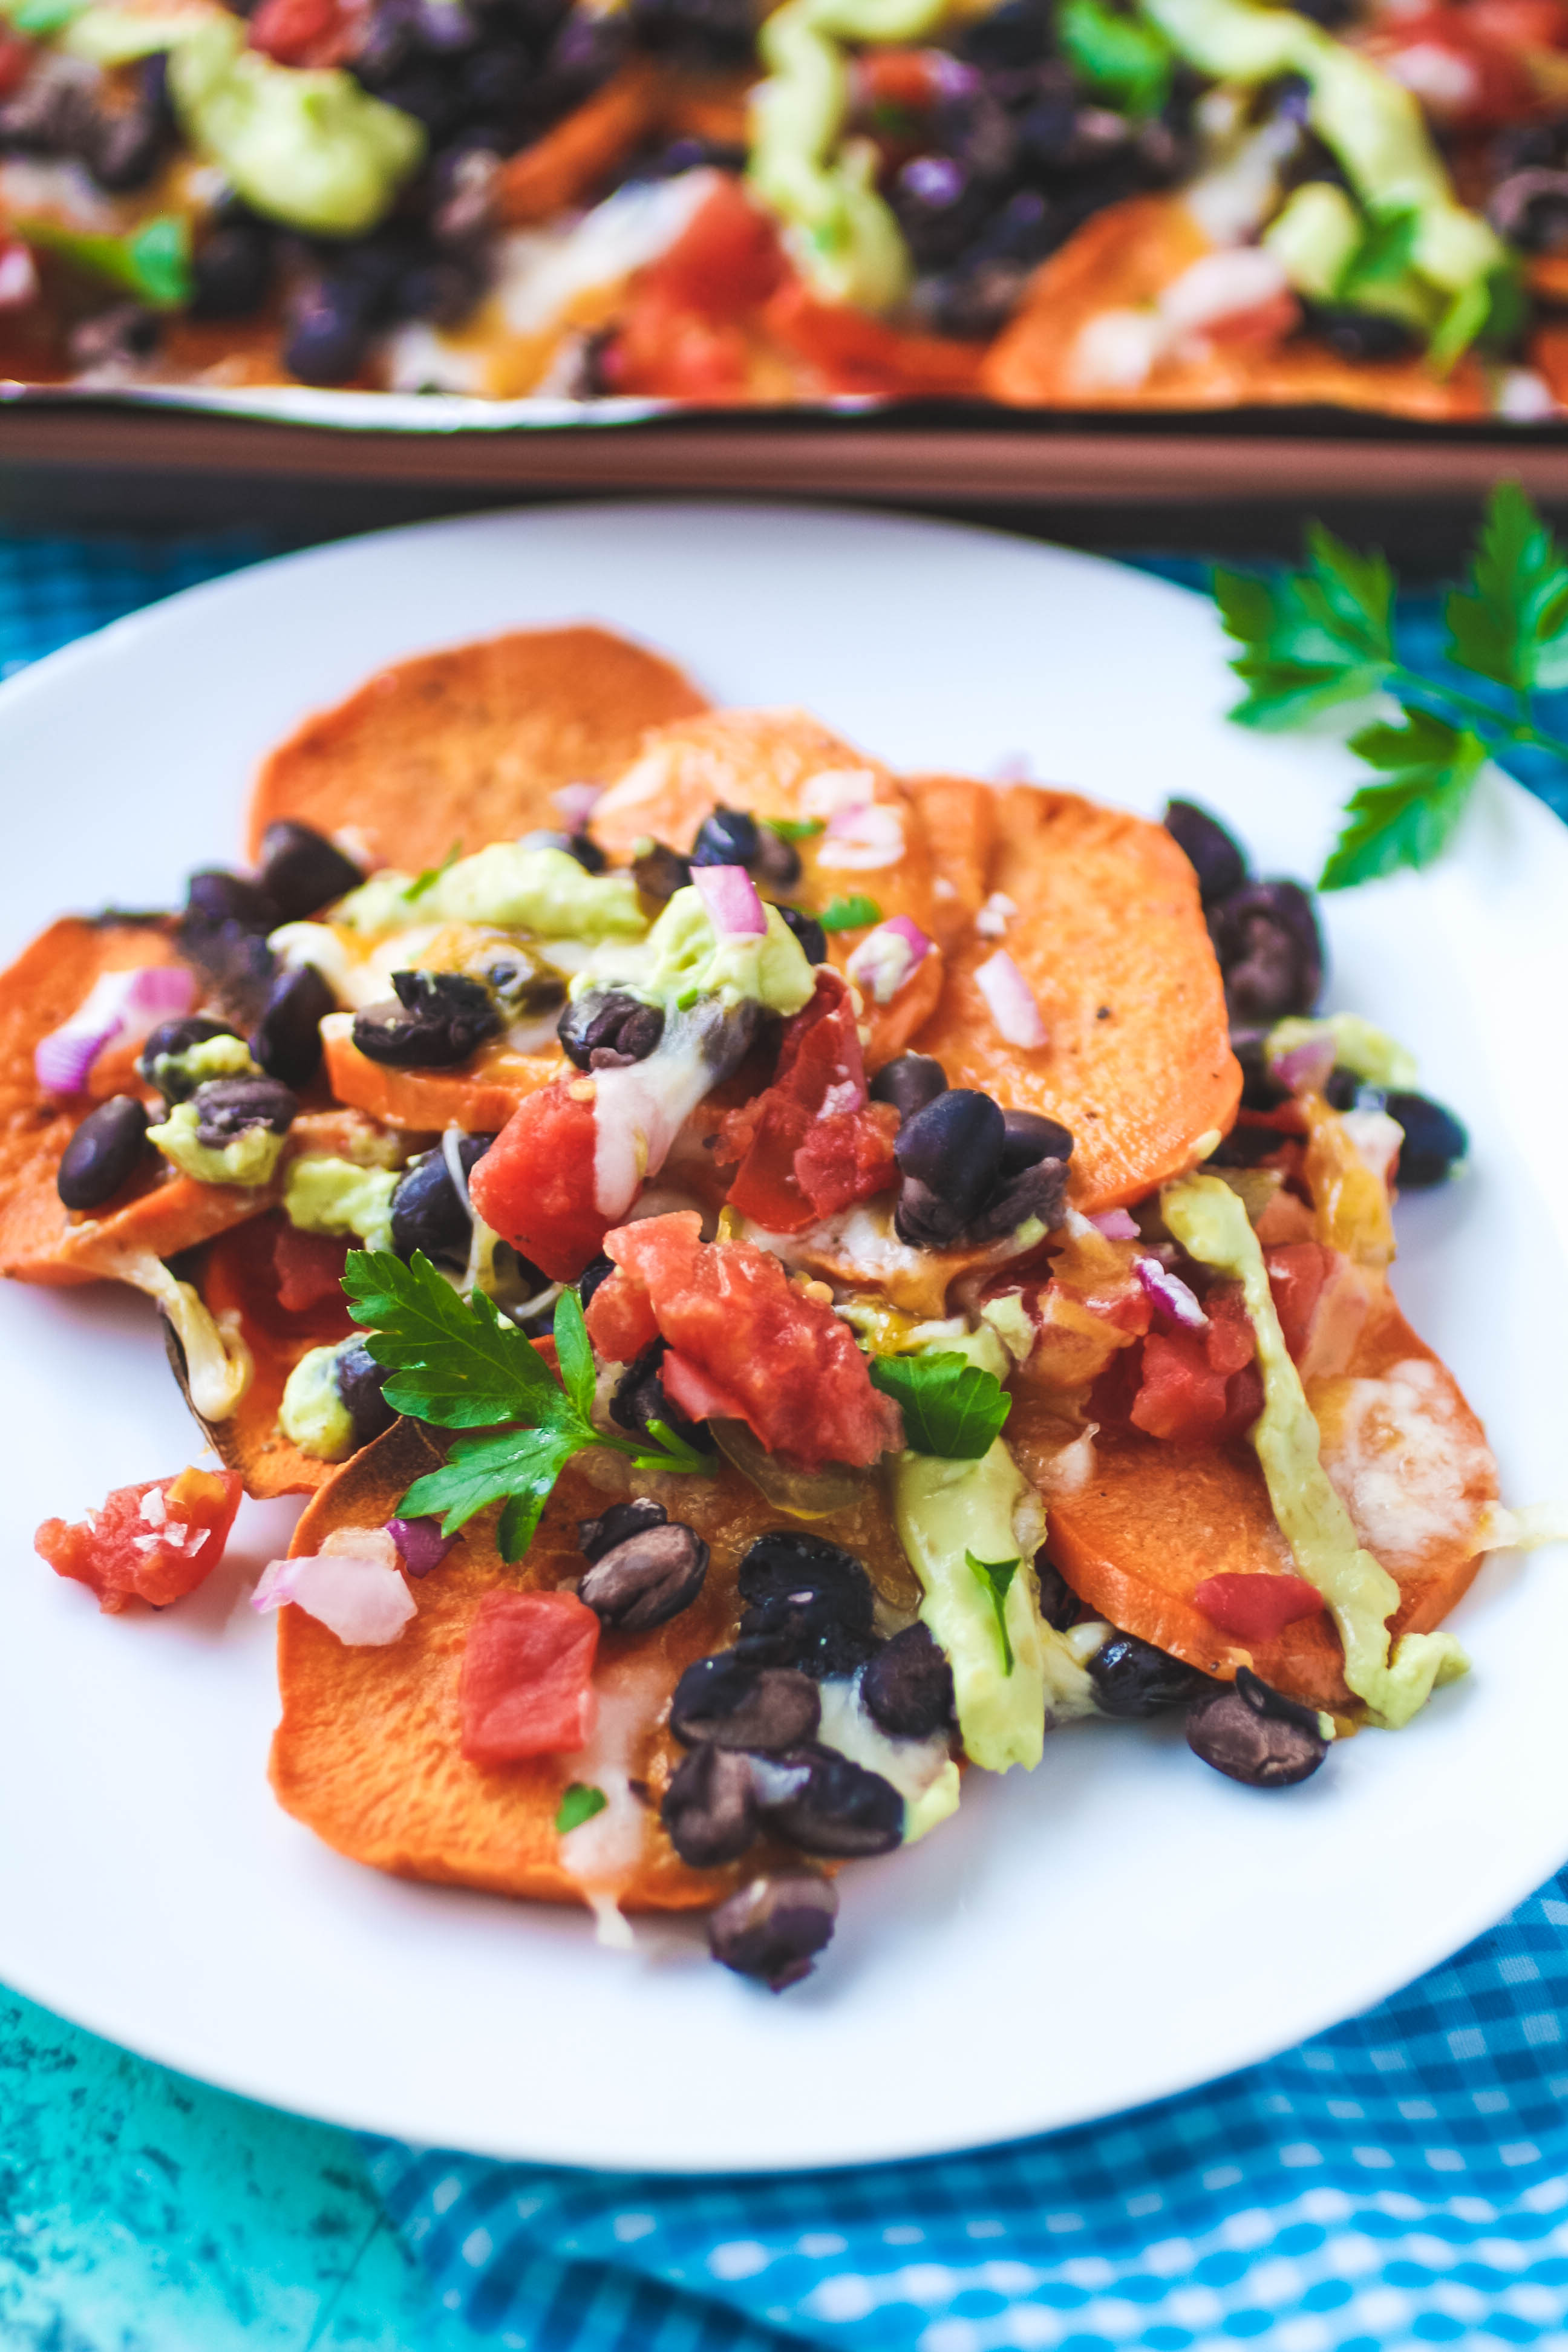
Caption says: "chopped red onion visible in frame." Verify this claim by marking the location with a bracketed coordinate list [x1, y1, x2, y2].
[974, 950, 1048, 1050]
[1135, 1255, 1209, 1330]
[818, 802, 905, 870]
[0, 242, 38, 311]
[34, 964, 194, 1096]
[253, 1532, 415, 1645]
[552, 782, 604, 829]
[693, 863, 767, 938]
[387, 1515, 455, 1577]
[1088, 1209, 1139, 1240]
[845, 915, 932, 1005]
[1272, 1036, 1336, 1096]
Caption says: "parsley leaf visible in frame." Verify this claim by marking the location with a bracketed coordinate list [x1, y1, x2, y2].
[966, 1552, 1019, 1675]
[1445, 480, 1568, 697]
[555, 1783, 608, 1834]
[405, 840, 462, 903]
[1319, 713, 1487, 891]
[818, 893, 883, 932]
[1058, 0, 1172, 114]
[762, 816, 826, 843]
[15, 214, 191, 309]
[869, 1351, 1011, 1459]
[1215, 526, 1396, 731]
[343, 1252, 713, 1561]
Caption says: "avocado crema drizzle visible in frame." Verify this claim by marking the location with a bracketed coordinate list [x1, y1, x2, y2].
[749, 0, 1507, 361]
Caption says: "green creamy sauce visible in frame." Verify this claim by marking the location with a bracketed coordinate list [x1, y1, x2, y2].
[1145, 0, 1503, 330]
[1267, 1011, 1419, 1090]
[279, 1342, 356, 1462]
[284, 1155, 401, 1254]
[750, 0, 950, 310]
[146, 1100, 287, 1187]
[147, 1031, 258, 1103]
[1163, 1174, 1468, 1727]
[169, 16, 424, 238]
[338, 844, 645, 943]
[574, 886, 816, 1018]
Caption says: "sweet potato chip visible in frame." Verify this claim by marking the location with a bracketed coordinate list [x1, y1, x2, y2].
[247, 626, 709, 877]
[270, 1423, 916, 1910]
[181, 1212, 356, 1499]
[1029, 1279, 1497, 1711]
[497, 62, 663, 224]
[321, 1014, 561, 1134]
[913, 786, 1239, 1212]
[901, 774, 998, 950]
[984, 194, 1486, 418]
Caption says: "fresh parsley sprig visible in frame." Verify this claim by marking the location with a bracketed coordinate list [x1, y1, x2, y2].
[1215, 483, 1568, 892]
[966, 1552, 1020, 1675]
[868, 1351, 1011, 1459]
[342, 1250, 712, 1563]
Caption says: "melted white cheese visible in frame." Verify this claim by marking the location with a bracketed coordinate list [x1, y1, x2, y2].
[815, 1673, 959, 1844]
[1315, 1356, 1493, 1570]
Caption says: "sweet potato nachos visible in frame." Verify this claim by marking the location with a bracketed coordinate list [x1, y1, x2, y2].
[5, 0, 1568, 414]
[10, 619, 1545, 1990]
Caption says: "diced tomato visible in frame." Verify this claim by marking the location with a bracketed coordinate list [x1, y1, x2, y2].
[36, 1466, 243, 1613]
[763, 279, 985, 397]
[586, 1210, 903, 1468]
[1192, 1572, 1325, 1641]
[660, 1348, 750, 1424]
[1364, 11, 1537, 123]
[644, 176, 786, 318]
[468, 1081, 609, 1282]
[602, 287, 756, 400]
[1466, 0, 1568, 50]
[0, 33, 34, 96]
[248, 0, 362, 65]
[719, 971, 898, 1232]
[273, 1223, 351, 1315]
[1128, 1288, 1263, 1446]
[600, 179, 786, 400]
[853, 46, 953, 110]
[1265, 1241, 1336, 1365]
[459, 1589, 599, 1766]
[1202, 289, 1300, 351]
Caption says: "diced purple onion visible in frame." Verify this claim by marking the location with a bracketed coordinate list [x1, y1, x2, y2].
[386, 1515, 456, 1578]
[252, 1544, 415, 1645]
[974, 950, 1048, 1050]
[693, 863, 768, 939]
[552, 782, 603, 829]
[34, 964, 195, 1097]
[1272, 1036, 1336, 1095]
[845, 915, 932, 1005]
[1135, 1255, 1209, 1330]
[1088, 1209, 1139, 1240]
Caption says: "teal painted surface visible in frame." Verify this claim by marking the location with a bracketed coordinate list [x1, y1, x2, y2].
[0, 1985, 466, 2351]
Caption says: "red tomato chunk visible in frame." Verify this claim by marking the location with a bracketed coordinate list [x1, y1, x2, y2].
[720, 972, 899, 1232]
[1192, 1572, 1326, 1641]
[273, 1223, 351, 1315]
[469, 1081, 607, 1282]
[35, 1466, 243, 1613]
[460, 1589, 599, 1766]
[1128, 1288, 1263, 1446]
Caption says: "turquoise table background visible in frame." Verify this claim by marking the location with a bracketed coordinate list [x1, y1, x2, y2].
[8, 524, 1568, 2352]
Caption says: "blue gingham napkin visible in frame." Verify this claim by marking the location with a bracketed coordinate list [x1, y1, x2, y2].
[7, 525, 1568, 2352]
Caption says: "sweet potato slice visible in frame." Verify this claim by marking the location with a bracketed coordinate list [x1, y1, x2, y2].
[181, 1213, 357, 1499]
[901, 774, 997, 950]
[913, 786, 1238, 1212]
[270, 1422, 916, 1910]
[1030, 1281, 1498, 1711]
[247, 626, 708, 877]
[984, 192, 1485, 418]
[321, 1014, 561, 1134]
[497, 62, 663, 224]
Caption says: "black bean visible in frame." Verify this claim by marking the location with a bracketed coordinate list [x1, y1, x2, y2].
[578, 1495, 666, 1563]
[707, 1870, 838, 1990]
[578, 1253, 615, 1309]
[893, 1174, 967, 1250]
[691, 805, 760, 867]
[998, 1107, 1074, 1175]
[566, 831, 606, 874]
[390, 1135, 494, 1266]
[627, 0, 756, 64]
[1323, 1065, 1361, 1112]
[185, 868, 277, 933]
[459, 36, 532, 111]
[353, 970, 501, 1067]
[191, 1075, 298, 1145]
[85, 99, 166, 192]
[661, 1742, 758, 1867]
[250, 962, 335, 1089]
[671, 1656, 820, 1750]
[1088, 1632, 1212, 1719]
[895, 1088, 1006, 1220]
[1208, 881, 1324, 1026]
[284, 278, 375, 386]
[335, 1339, 399, 1450]
[632, 841, 693, 903]
[1385, 1091, 1468, 1188]
[736, 1530, 874, 1625]
[755, 1746, 904, 1858]
[869, 1053, 948, 1125]
[580, 1520, 709, 1632]
[56, 1095, 150, 1210]
[774, 904, 826, 965]
[558, 989, 664, 1071]
[860, 1624, 954, 1739]
[1163, 799, 1248, 906]
[176, 916, 277, 1031]
[610, 1337, 714, 1454]
[1302, 303, 1418, 362]
[1186, 1667, 1327, 1787]
[1230, 1029, 1289, 1112]
[258, 820, 364, 921]
[753, 828, 802, 892]
[965, 1153, 1070, 1243]
[957, 0, 1051, 68]
[891, 150, 993, 271]
[1034, 1553, 1082, 1633]
[394, 250, 485, 327]
[191, 221, 275, 320]
[138, 1016, 241, 1099]
[737, 1596, 881, 1681]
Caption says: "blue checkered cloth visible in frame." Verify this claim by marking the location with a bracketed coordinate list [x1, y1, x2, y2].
[7, 527, 1568, 2352]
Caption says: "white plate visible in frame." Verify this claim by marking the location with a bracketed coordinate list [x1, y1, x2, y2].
[2, 503, 1567, 2175]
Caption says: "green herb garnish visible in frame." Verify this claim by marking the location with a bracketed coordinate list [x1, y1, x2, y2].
[818, 893, 883, 932]
[342, 1252, 712, 1561]
[405, 840, 462, 903]
[1058, 0, 1172, 115]
[966, 1552, 1020, 1675]
[1215, 483, 1568, 891]
[762, 816, 826, 843]
[15, 214, 191, 309]
[868, 1351, 1011, 1459]
[555, 1783, 608, 1834]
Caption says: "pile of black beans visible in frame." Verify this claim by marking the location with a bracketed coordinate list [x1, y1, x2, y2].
[630, 815, 829, 965]
[1163, 798, 1468, 1187]
[1080, 1618, 1328, 1786]
[870, 1053, 1073, 1249]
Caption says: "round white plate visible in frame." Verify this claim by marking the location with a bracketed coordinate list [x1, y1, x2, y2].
[2, 503, 1567, 2174]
